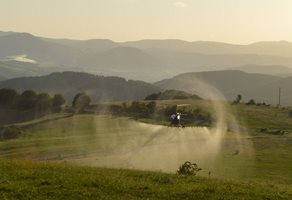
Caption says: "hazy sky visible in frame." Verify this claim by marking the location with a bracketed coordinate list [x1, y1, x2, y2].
[0, 0, 291, 44]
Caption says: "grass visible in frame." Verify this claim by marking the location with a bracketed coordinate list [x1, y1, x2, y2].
[231, 104, 292, 130]
[1, 100, 292, 199]
[0, 160, 290, 200]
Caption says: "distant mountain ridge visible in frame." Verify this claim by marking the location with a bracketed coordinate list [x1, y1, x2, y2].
[155, 70, 292, 105]
[0, 71, 161, 103]
[229, 64, 292, 77]
[1, 31, 292, 82]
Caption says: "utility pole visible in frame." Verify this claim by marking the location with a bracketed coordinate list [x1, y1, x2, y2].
[278, 87, 281, 106]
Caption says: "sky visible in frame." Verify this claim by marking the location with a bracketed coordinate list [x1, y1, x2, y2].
[0, 0, 292, 44]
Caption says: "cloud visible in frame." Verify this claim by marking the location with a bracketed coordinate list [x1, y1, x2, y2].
[173, 1, 187, 8]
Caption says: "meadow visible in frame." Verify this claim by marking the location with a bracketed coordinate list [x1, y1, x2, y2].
[0, 100, 292, 199]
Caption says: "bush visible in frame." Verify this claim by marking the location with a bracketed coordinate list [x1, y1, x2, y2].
[177, 161, 202, 175]
[16, 90, 37, 111]
[52, 94, 66, 112]
[0, 126, 22, 140]
[0, 88, 18, 108]
[289, 110, 292, 117]
[72, 93, 91, 113]
[232, 94, 242, 104]
[246, 99, 256, 105]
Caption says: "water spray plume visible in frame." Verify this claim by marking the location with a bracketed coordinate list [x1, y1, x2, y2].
[69, 77, 254, 178]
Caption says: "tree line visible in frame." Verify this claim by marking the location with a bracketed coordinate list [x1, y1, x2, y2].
[0, 88, 66, 114]
[0, 88, 94, 114]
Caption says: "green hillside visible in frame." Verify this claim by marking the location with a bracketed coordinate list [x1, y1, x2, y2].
[0, 160, 290, 200]
[1, 100, 292, 199]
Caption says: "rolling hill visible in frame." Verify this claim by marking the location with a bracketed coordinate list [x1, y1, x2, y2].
[155, 70, 292, 105]
[0, 75, 6, 81]
[230, 64, 292, 76]
[123, 39, 292, 57]
[0, 71, 161, 103]
[0, 60, 51, 78]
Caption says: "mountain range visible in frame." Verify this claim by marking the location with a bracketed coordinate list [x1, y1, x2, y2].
[1, 70, 292, 105]
[1, 31, 292, 105]
[1, 31, 292, 82]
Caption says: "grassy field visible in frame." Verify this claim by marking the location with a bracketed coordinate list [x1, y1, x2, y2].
[0, 100, 292, 199]
[0, 160, 290, 200]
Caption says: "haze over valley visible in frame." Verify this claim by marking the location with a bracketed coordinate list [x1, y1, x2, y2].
[1, 31, 292, 105]
[1, 1, 292, 199]
[2, 31, 292, 82]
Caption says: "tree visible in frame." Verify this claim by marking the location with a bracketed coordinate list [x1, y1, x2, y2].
[233, 94, 242, 104]
[72, 93, 91, 113]
[164, 105, 177, 117]
[246, 99, 256, 105]
[0, 88, 18, 108]
[288, 110, 292, 118]
[145, 92, 161, 100]
[146, 101, 156, 115]
[52, 94, 66, 112]
[16, 90, 37, 111]
[127, 101, 148, 115]
[36, 93, 52, 113]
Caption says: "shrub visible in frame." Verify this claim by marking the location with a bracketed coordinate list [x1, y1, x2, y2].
[289, 110, 292, 117]
[72, 93, 91, 113]
[52, 94, 66, 112]
[0, 126, 22, 140]
[246, 99, 256, 105]
[177, 161, 202, 175]
[0, 88, 18, 108]
[232, 94, 242, 104]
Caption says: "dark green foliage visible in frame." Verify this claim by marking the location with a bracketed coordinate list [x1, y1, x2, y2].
[16, 90, 37, 111]
[0, 88, 18, 108]
[36, 93, 52, 113]
[72, 93, 91, 113]
[0, 72, 161, 102]
[146, 101, 156, 115]
[188, 108, 212, 126]
[99, 101, 157, 118]
[15, 90, 61, 114]
[0, 126, 22, 140]
[177, 161, 202, 175]
[163, 105, 177, 117]
[52, 94, 66, 112]
[233, 94, 242, 104]
[246, 99, 256, 105]
[259, 128, 288, 135]
[0, 88, 67, 125]
[288, 110, 292, 117]
[127, 101, 149, 116]
[144, 92, 160, 100]
[145, 90, 201, 100]
[256, 102, 270, 107]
